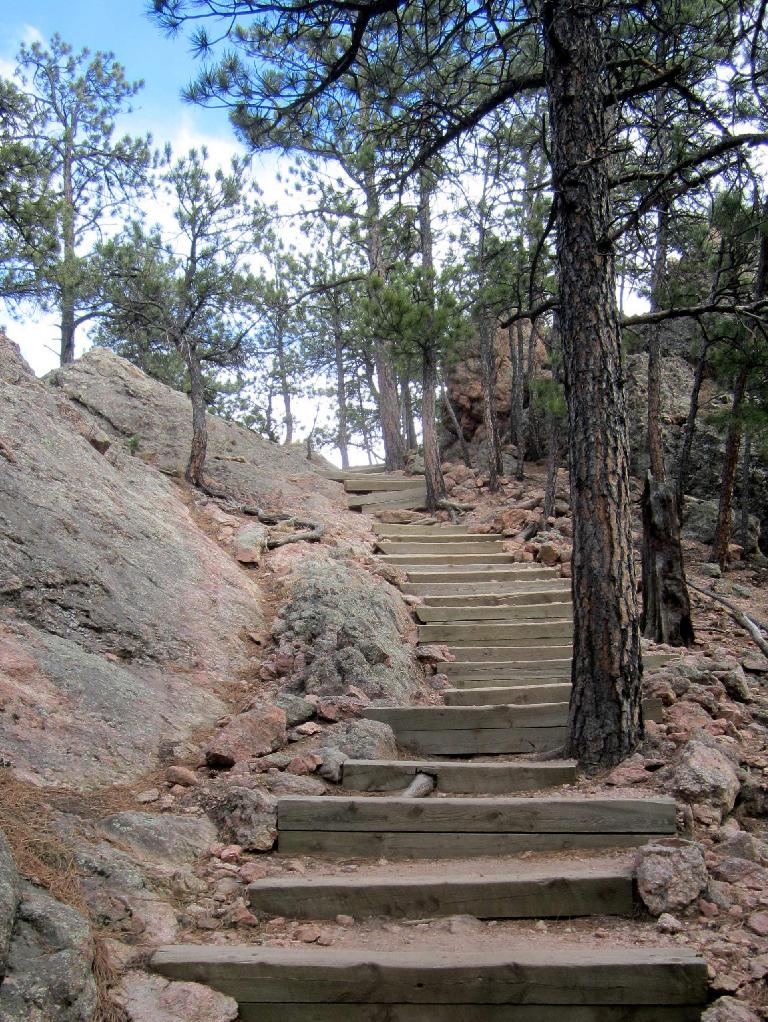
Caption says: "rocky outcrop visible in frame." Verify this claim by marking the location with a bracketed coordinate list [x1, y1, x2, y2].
[113, 972, 238, 1022]
[270, 554, 422, 702]
[0, 879, 97, 1022]
[635, 839, 709, 915]
[47, 348, 355, 528]
[0, 338, 266, 787]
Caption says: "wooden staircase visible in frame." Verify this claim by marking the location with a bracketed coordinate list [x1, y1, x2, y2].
[151, 471, 707, 1020]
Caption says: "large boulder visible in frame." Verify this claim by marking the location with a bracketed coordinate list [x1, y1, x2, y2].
[701, 997, 762, 1022]
[113, 972, 238, 1022]
[204, 705, 287, 768]
[205, 786, 277, 851]
[0, 338, 264, 787]
[667, 737, 741, 815]
[682, 496, 761, 555]
[634, 840, 708, 915]
[0, 881, 97, 1022]
[272, 555, 421, 702]
[322, 719, 398, 761]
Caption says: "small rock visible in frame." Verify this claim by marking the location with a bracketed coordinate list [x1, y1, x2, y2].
[219, 845, 243, 863]
[205, 705, 287, 768]
[747, 910, 768, 936]
[206, 786, 278, 852]
[136, 789, 160, 804]
[166, 765, 199, 787]
[318, 748, 348, 783]
[238, 862, 268, 884]
[657, 913, 684, 934]
[700, 564, 722, 579]
[701, 996, 762, 1022]
[335, 914, 354, 926]
[294, 721, 323, 737]
[274, 693, 316, 726]
[233, 523, 268, 564]
[668, 738, 740, 814]
[294, 925, 321, 943]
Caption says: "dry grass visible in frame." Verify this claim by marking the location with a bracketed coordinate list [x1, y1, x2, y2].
[0, 770, 133, 1022]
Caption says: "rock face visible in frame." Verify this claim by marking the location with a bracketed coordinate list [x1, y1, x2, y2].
[682, 496, 761, 556]
[97, 813, 217, 866]
[0, 880, 97, 1022]
[701, 997, 762, 1022]
[272, 556, 421, 702]
[206, 786, 278, 851]
[0, 339, 265, 787]
[634, 840, 709, 915]
[47, 347, 351, 523]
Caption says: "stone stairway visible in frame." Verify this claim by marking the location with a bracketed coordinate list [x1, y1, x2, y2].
[150, 470, 707, 1019]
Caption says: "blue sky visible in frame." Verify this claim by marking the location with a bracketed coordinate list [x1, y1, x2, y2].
[0, 2, 230, 144]
[0, 2, 275, 374]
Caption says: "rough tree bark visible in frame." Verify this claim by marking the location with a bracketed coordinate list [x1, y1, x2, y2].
[543, 0, 643, 769]
[641, 204, 694, 646]
[739, 433, 751, 553]
[400, 368, 419, 451]
[711, 362, 749, 567]
[183, 342, 208, 487]
[442, 383, 472, 468]
[478, 310, 503, 492]
[419, 172, 446, 512]
[60, 137, 77, 365]
[675, 333, 712, 509]
[711, 208, 766, 566]
[509, 321, 527, 479]
[333, 317, 350, 469]
[362, 159, 405, 471]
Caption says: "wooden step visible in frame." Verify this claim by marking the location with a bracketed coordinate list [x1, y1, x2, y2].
[345, 477, 427, 493]
[340, 758, 577, 793]
[445, 657, 571, 677]
[346, 463, 389, 473]
[383, 553, 516, 566]
[417, 602, 573, 622]
[238, 1006, 704, 1021]
[404, 568, 559, 584]
[373, 522, 465, 536]
[429, 694, 664, 723]
[420, 621, 573, 645]
[420, 588, 571, 607]
[277, 794, 676, 857]
[379, 541, 507, 555]
[405, 578, 568, 596]
[449, 645, 573, 662]
[151, 945, 707, 1016]
[348, 488, 426, 509]
[365, 703, 574, 731]
[246, 862, 634, 920]
[365, 703, 568, 755]
[444, 683, 573, 705]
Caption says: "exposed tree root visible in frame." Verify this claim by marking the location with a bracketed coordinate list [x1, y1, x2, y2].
[688, 581, 768, 658]
[199, 480, 325, 547]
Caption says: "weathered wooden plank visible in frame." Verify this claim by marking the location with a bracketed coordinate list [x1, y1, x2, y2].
[420, 621, 574, 644]
[395, 725, 567, 755]
[246, 865, 634, 920]
[416, 602, 573, 622]
[365, 498, 429, 512]
[373, 522, 463, 535]
[348, 487, 427, 509]
[420, 588, 571, 607]
[277, 830, 672, 858]
[345, 477, 427, 493]
[444, 684, 573, 706]
[405, 569, 560, 584]
[379, 541, 507, 555]
[341, 759, 577, 793]
[448, 645, 573, 662]
[384, 554, 517, 566]
[151, 945, 707, 1005]
[445, 658, 572, 677]
[277, 796, 677, 834]
[377, 532, 499, 543]
[364, 703, 571, 731]
[239, 1004, 704, 1021]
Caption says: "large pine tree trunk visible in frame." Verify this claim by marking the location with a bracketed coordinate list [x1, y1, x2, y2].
[509, 322, 526, 479]
[418, 172, 446, 511]
[543, 0, 643, 770]
[479, 311, 503, 492]
[333, 320, 350, 469]
[400, 368, 418, 450]
[442, 383, 472, 468]
[642, 207, 694, 646]
[363, 159, 405, 471]
[60, 143, 77, 365]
